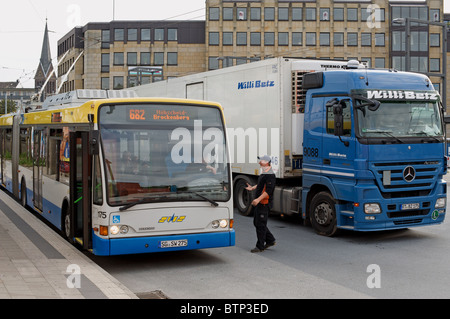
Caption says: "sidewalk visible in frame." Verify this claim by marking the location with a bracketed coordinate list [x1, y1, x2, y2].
[0, 191, 138, 299]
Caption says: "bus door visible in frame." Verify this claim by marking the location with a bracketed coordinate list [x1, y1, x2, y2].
[69, 131, 92, 251]
[33, 129, 44, 211]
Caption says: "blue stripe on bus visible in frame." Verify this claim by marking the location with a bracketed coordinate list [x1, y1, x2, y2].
[92, 230, 236, 256]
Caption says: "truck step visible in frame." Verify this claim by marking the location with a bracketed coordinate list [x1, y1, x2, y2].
[340, 210, 354, 216]
[339, 226, 355, 230]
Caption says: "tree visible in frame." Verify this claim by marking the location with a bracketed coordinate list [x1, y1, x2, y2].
[0, 99, 18, 115]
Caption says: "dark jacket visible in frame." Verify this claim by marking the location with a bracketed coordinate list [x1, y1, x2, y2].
[255, 167, 276, 208]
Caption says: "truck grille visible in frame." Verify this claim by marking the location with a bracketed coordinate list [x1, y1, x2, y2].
[371, 161, 440, 198]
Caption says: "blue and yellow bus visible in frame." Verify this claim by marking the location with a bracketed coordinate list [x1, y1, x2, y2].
[0, 90, 234, 256]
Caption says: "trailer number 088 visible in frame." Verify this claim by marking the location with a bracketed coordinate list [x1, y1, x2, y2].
[304, 147, 319, 158]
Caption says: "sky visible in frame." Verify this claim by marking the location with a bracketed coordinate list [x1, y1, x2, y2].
[0, 0, 449, 89]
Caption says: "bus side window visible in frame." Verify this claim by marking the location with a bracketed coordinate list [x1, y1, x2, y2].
[93, 155, 103, 205]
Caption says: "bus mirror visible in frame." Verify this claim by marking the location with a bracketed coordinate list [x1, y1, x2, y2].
[90, 131, 100, 155]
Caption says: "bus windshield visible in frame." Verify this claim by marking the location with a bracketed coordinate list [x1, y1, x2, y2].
[356, 100, 443, 139]
[98, 104, 231, 206]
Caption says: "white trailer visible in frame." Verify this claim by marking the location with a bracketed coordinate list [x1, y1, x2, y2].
[130, 57, 353, 216]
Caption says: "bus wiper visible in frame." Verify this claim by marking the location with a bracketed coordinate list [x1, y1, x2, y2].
[366, 129, 405, 144]
[178, 190, 219, 207]
[119, 195, 166, 211]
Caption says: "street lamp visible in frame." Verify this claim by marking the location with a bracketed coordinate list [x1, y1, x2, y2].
[392, 17, 448, 107]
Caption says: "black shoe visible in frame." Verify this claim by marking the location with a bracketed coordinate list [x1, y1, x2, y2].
[264, 242, 276, 249]
[251, 247, 264, 253]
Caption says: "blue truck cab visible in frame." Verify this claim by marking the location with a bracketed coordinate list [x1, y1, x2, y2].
[301, 68, 447, 236]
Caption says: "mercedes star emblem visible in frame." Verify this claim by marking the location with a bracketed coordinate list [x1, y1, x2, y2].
[403, 166, 416, 183]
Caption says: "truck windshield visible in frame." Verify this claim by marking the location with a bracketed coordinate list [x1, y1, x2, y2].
[356, 100, 443, 139]
[98, 104, 231, 207]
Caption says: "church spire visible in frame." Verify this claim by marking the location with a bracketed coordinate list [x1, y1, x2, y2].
[34, 19, 56, 96]
[39, 19, 52, 77]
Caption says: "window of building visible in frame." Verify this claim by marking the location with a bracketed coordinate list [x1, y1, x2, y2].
[223, 7, 233, 21]
[168, 29, 178, 41]
[127, 52, 137, 66]
[411, 31, 428, 52]
[128, 29, 138, 41]
[347, 8, 358, 21]
[361, 33, 371, 46]
[279, 7, 289, 21]
[430, 33, 440, 47]
[292, 8, 302, 21]
[114, 52, 124, 65]
[375, 33, 385, 46]
[209, 57, 219, 70]
[348, 33, 358, 46]
[101, 53, 110, 73]
[223, 32, 233, 45]
[430, 9, 440, 22]
[251, 32, 261, 46]
[141, 29, 151, 41]
[115, 29, 124, 41]
[392, 31, 405, 51]
[155, 29, 164, 41]
[237, 8, 247, 21]
[237, 32, 247, 45]
[102, 30, 110, 48]
[320, 8, 330, 21]
[209, 32, 219, 45]
[334, 8, 344, 21]
[141, 52, 151, 65]
[306, 8, 316, 21]
[375, 57, 385, 68]
[430, 58, 440, 72]
[334, 32, 344, 46]
[410, 56, 428, 73]
[278, 32, 289, 46]
[167, 52, 178, 66]
[306, 32, 316, 46]
[209, 7, 220, 20]
[113, 76, 124, 90]
[101, 77, 110, 90]
[292, 32, 302, 46]
[251, 7, 261, 21]
[392, 56, 405, 71]
[154, 52, 164, 65]
[264, 7, 275, 21]
[264, 32, 275, 46]
[320, 33, 330, 46]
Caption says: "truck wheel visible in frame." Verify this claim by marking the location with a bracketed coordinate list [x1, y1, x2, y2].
[310, 192, 338, 237]
[234, 176, 255, 216]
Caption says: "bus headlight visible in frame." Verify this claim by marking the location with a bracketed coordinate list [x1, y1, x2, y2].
[120, 225, 129, 234]
[212, 219, 229, 229]
[110, 225, 120, 235]
[435, 198, 446, 209]
[219, 219, 228, 228]
[364, 203, 381, 214]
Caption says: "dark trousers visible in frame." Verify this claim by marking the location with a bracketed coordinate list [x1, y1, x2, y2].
[253, 204, 276, 250]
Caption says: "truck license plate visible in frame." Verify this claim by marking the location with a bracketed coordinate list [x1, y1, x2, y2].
[401, 203, 419, 210]
[159, 239, 188, 248]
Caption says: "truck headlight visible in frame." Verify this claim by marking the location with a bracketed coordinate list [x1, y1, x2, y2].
[364, 203, 381, 214]
[435, 198, 446, 209]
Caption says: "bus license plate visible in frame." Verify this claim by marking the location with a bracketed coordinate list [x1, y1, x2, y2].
[401, 203, 419, 210]
[159, 239, 188, 248]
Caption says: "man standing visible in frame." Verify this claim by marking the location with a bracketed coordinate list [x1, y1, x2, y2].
[245, 155, 276, 253]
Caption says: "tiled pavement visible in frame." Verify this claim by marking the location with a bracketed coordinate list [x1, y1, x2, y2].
[0, 191, 137, 299]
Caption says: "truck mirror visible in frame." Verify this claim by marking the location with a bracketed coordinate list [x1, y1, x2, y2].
[333, 104, 344, 136]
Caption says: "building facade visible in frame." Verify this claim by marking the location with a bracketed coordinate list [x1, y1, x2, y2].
[56, 0, 446, 102]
